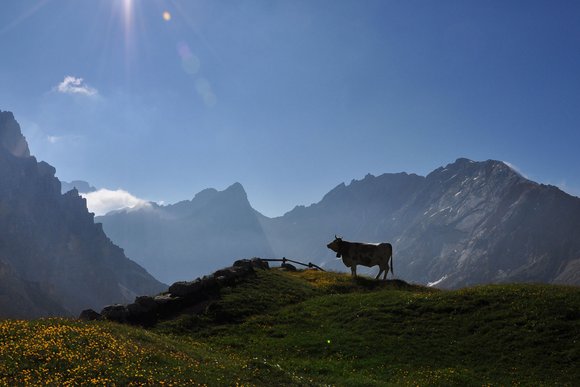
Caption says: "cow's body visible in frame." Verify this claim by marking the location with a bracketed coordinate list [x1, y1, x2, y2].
[326, 237, 393, 279]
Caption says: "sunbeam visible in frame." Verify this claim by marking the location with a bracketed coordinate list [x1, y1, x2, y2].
[0, 0, 51, 36]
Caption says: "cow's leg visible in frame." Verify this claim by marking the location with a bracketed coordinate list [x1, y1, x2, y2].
[383, 267, 388, 280]
[351, 266, 357, 277]
[376, 268, 383, 280]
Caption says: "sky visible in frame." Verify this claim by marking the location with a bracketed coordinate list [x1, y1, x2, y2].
[1, 0, 579, 217]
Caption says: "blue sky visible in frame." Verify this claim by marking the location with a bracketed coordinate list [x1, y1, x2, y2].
[1, 0, 579, 216]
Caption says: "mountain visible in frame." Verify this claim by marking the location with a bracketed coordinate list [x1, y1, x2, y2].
[97, 183, 274, 283]
[262, 158, 580, 288]
[61, 180, 96, 194]
[97, 157, 580, 288]
[0, 110, 165, 318]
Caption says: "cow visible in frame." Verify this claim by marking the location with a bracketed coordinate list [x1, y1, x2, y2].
[326, 236, 393, 280]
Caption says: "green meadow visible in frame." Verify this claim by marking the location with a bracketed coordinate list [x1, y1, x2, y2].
[1, 269, 578, 386]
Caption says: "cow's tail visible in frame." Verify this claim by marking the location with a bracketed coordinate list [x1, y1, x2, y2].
[390, 252, 394, 277]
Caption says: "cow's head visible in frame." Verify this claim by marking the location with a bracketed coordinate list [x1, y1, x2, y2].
[326, 235, 343, 258]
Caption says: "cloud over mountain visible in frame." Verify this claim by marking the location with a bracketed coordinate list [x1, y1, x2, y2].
[56, 76, 98, 96]
[82, 188, 150, 216]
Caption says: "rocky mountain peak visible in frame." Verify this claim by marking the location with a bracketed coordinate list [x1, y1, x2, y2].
[0, 110, 31, 157]
[220, 182, 248, 202]
[426, 158, 526, 188]
[0, 110, 165, 318]
[225, 181, 246, 194]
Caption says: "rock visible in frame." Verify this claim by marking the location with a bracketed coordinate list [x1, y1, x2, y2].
[134, 295, 158, 310]
[0, 110, 30, 157]
[281, 263, 297, 271]
[234, 258, 269, 270]
[87, 260, 272, 326]
[153, 294, 175, 304]
[101, 304, 129, 323]
[127, 296, 158, 326]
[214, 265, 254, 285]
[169, 279, 203, 297]
[199, 275, 218, 291]
[153, 294, 184, 316]
[251, 258, 270, 269]
[214, 268, 238, 281]
[78, 309, 102, 321]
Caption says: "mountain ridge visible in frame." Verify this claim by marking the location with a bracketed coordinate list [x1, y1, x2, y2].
[0, 110, 165, 318]
[97, 182, 275, 283]
[96, 157, 580, 288]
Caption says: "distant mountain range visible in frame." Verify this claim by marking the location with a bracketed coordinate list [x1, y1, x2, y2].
[7, 102, 577, 321]
[96, 183, 274, 283]
[262, 158, 580, 288]
[98, 158, 580, 288]
[0, 111, 165, 319]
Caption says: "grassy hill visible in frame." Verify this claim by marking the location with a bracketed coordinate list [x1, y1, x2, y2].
[1, 269, 579, 386]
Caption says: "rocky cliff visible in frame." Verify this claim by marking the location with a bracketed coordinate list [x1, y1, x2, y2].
[0, 110, 165, 318]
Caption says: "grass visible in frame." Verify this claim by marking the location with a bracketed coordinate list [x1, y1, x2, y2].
[1, 269, 579, 385]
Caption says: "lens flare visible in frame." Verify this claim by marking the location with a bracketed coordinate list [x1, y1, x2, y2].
[195, 78, 217, 108]
[177, 42, 201, 75]
[163, 11, 171, 21]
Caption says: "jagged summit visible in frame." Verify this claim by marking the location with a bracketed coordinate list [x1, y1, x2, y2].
[97, 181, 273, 284]
[0, 110, 30, 158]
[262, 158, 580, 288]
[0, 110, 165, 318]
[223, 182, 248, 201]
[61, 180, 97, 194]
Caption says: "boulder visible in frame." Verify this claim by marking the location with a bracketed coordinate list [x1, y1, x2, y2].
[214, 265, 253, 285]
[234, 258, 269, 270]
[134, 295, 158, 310]
[169, 279, 203, 297]
[153, 294, 184, 316]
[78, 309, 102, 321]
[127, 296, 158, 326]
[101, 304, 129, 323]
[281, 263, 297, 271]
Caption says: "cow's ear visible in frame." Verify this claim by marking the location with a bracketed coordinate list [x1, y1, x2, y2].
[336, 253, 341, 258]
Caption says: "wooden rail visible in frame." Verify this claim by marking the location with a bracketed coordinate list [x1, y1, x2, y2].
[259, 257, 325, 272]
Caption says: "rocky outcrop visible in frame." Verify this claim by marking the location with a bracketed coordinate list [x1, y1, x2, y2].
[0, 110, 166, 318]
[0, 111, 30, 157]
[61, 180, 97, 194]
[89, 258, 269, 326]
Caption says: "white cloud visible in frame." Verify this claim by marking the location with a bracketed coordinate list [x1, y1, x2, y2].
[47, 135, 62, 144]
[81, 188, 151, 216]
[45, 133, 83, 145]
[56, 76, 98, 96]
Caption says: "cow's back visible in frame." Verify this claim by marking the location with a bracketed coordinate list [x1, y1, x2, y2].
[377, 243, 392, 256]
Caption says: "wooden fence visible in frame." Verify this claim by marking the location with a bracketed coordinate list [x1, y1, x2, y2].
[259, 257, 325, 272]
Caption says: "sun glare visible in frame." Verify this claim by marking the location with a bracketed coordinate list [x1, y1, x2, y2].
[163, 11, 171, 21]
[122, 0, 133, 26]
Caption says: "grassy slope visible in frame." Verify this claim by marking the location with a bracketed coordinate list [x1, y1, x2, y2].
[1, 269, 579, 386]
